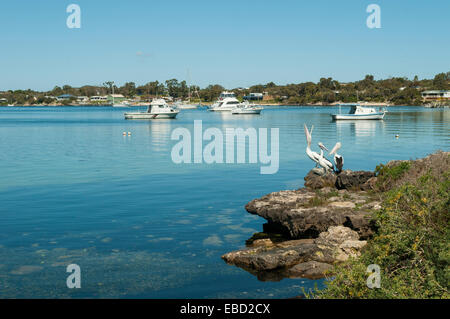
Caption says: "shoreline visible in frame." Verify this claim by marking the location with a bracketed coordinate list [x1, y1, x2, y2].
[0, 103, 438, 108]
[222, 151, 449, 298]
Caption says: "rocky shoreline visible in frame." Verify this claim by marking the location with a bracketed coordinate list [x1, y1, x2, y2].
[222, 169, 380, 281]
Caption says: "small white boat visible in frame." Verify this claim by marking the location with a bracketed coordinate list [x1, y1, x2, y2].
[124, 99, 179, 119]
[113, 101, 131, 107]
[331, 104, 386, 120]
[231, 102, 262, 114]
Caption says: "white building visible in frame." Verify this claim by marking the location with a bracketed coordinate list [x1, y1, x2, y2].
[421, 90, 450, 101]
[77, 96, 89, 102]
[90, 96, 108, 102]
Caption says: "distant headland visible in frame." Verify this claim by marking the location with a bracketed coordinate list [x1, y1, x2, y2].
[0, 72, 449, 107]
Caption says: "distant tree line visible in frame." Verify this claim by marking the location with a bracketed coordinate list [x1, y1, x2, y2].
[1, 72, 448, 105]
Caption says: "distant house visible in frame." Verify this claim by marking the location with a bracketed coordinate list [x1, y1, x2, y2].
[56, 94, 74, 101]
[77, 96, 89, 104]
[90, 96, 108, 102]
[244, 93, 263, 101]
[107, 94, 126, 103]
[421, 90, 450, 101]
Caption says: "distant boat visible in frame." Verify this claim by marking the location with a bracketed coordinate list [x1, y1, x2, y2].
[331, 104, 386, 120]
[124, 99, 179, 119]
[231, 101, 262, 115]
[209, 91, 241, 112]
[113, 101, 131, 107]
[176, 69, 203, 109]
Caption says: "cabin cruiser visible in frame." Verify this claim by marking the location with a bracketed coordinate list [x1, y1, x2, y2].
[331, 104, 386, 120]
[231, 101, 262, 114]
[209, 91, 241, 112]
[124, 99, 179, 119]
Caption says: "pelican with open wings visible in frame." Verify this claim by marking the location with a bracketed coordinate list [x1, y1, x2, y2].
[329, 142, 344, 173]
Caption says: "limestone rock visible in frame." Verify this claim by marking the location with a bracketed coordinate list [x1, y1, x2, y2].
[304, 170, 337, 189]
[245, 189, 376, 239]
[222, 226, 367, 280]
[287, 261, 333, 279]
[335, 170, 376, 190]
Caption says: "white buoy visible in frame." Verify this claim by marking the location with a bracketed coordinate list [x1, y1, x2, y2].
[128, 132, 131, 136]
[395, 134, 399, 138]
[122, 132, 126, 136]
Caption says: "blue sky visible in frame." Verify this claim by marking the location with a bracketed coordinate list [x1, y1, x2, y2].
[0, 0, 448, 91]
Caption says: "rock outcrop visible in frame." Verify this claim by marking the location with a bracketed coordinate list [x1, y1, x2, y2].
[245, 187, 377, 239]
[304, 169, 337, 189]
[335, 170, 376, 190]
[222, 168, 379, 280]
[222, 226, 366, 281]
[304, 168, 376, 190]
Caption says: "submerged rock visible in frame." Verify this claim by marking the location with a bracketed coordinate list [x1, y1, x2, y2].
[287, 261, 333, 280]
[10, 265, 43, 275]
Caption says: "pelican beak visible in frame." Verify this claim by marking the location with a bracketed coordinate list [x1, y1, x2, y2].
[318, 142, 329, 151]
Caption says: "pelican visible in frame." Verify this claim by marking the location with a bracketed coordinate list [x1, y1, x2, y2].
[329, 142, 344, 173]
[304, 124, 320, 166]
[317, 142, 334, 172]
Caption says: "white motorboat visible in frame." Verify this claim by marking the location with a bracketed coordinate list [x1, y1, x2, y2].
[209, 91, 241, 112]
[124, 99, 179, 119]
[113, 101, 131, 107]
[331, 104, 386, 120]
[231, 101, 262, 114]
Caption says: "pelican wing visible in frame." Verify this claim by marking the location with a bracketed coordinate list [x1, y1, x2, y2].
[329, 142, 341, 155]
[304, 124, 312, 145]
[335, 155, 344, 172]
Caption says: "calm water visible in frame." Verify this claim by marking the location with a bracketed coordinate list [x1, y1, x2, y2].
[0, 106, 448, 298]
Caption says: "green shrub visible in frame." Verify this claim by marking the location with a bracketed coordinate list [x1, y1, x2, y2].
[314, 155, 449, 299]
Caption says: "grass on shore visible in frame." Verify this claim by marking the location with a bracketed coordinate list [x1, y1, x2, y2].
[312, 151, 450, 299]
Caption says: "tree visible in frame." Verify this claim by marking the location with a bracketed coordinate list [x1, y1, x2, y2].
[103, 81, 115, 95]
[432, 73, 449, 90]
[120, 82, 136, 97]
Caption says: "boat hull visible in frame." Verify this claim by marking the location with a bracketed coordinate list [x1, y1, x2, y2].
[331, 113, 385, 120]
[124, 112, 179, 119]
[231, 109, 262, 115]
[209, 107, 236, 112]
[177, 104, 199, 110]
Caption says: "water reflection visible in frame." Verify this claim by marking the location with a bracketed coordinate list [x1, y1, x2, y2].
[335, 120, 385, 137]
